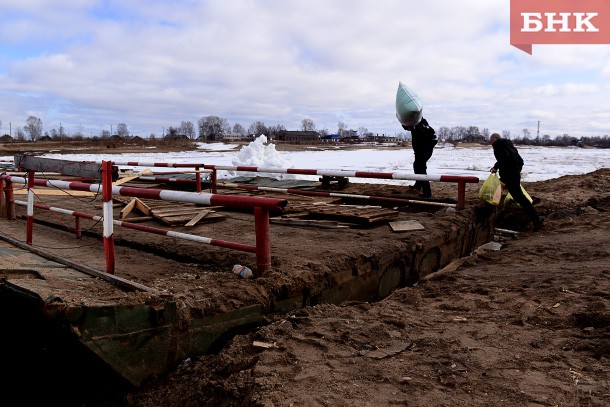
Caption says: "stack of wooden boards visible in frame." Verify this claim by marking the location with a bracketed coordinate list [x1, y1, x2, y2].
[113, 196, 225, 227]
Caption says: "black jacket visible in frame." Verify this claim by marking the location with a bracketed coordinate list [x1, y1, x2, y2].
[404, 118, 437, 151]
[492, 138, 524, 174]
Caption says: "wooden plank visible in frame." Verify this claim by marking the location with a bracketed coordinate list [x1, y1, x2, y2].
[120, 198, 137, 219]
[114, 169, 152, 186]
[119, 216, 154, 222]
[151, 208, 207, 216]
[134, 198, 152, 215]
[185, 210, 210, 227]
[270, 218, 351, 229]
[389, 220, 425, 232]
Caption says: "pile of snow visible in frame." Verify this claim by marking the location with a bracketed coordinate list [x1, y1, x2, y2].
[231, 135, 295, 179]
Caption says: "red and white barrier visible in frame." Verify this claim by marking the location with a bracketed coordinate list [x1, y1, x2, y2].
[1, 175, 286, 211]
[102, 161, 116, 274]
[13, 200, 257, 253]
[221, 183, 457, 208]
[1, 173, 284, 274]
[106, 160, 478, 209]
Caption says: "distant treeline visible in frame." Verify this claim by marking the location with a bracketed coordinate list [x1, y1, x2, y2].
[512, 135, 610, 148]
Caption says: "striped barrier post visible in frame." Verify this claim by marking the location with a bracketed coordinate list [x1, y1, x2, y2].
[98, 160, 479, 209]
[13, 201, 257, 255]
[26, 170, 35, 245]
[0, 178, 4, 218]
[3, 174, 285, 274]
[102, 161, 115, 274]
[0, 175, 286, 212]
[220, 182, 457, 208]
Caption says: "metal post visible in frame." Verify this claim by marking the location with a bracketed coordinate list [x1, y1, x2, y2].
[457, 181, 466, 210]
[102, 161, 116, 274]
[75, 216, 81, 238]
[27, 170, 35, 245]
[5, 178, 15, 220]
[0, 178, 4, 218]
[254, 207, 271, 275]
[195, 166, 202, 193]
[211, 169, 218, 193]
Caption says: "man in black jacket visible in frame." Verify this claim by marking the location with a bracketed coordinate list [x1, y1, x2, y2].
[490, 133, 543, 231]
[403, 117, 437, 198]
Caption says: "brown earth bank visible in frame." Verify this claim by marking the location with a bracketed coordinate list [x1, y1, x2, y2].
[119, 169, 610, 407]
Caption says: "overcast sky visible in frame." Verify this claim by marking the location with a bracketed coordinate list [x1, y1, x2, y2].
[1, 0, 609, 139]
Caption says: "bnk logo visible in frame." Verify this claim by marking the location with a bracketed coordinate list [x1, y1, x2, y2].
[510, 0, 610, 54]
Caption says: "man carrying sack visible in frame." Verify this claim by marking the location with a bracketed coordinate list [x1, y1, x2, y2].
[489, 133, 544, 231]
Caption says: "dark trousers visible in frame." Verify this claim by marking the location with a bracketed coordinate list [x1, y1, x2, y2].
[413, 147, 434, 195]
[500, 170, 539, 223]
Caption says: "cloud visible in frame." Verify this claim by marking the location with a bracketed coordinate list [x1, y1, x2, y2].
[0, 0, 608, 138]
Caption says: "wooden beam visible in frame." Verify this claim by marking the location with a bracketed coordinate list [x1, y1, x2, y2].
[185, 210, 210, 227]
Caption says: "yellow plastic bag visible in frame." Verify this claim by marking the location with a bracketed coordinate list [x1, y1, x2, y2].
[504, 184, 533, 208]
[479, 173, 502, 205]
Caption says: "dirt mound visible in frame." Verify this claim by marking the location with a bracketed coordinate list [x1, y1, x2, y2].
[124, 170, 610, 406]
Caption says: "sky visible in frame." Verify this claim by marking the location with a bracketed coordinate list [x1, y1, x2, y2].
[1, 0, 609, 140]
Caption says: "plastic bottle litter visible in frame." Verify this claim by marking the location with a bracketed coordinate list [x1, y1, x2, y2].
[232, 264, 253, 279]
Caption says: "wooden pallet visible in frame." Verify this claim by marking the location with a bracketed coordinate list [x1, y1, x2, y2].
[114, 196, 225, 226]
[283, 202, 398, 225]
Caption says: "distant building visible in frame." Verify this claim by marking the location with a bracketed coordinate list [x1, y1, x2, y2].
[0, 134, 14, 143]
[322, 134, 339, 142]
[277, 131, 320, 143]
[164, 134, 189, 141]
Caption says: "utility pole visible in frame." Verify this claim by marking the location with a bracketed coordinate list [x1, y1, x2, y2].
[537, 121, 540, 138]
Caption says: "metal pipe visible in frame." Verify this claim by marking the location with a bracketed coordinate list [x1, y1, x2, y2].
[220, 182, 457, 208]
[1, 175, 287, 212]
[14, 200, 257, 254]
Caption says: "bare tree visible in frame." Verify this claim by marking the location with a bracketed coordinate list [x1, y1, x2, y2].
[502, 130, 511, 139]
[116, 123, 129, 137]
[16, 127, 25, 141]
[337, 122, 347, 136]
[25, 115, 43, 141]
[437, 126, 451, 141]
[301, 118, 316, 132]
[267, 124, 286, 138]
[180, 121, 195, 139]
[248, 121, 268, 137]
[357, 127, 369, 138]
[522, 128, 531, 139]
[481, 128, 490, 139]
[198, 116, 230, 140]
[232, 123, 246, 137]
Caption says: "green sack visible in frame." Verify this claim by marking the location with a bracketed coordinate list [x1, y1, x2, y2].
[395, 82, 423, 127]
[504, 184, 533, 208]
[479, 173, 502, 205]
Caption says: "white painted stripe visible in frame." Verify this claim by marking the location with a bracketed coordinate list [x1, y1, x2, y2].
[257, 166, 288, 174]
[103, 201, 114, 238]
[328, 192, 371, 199]
[167, 230, 213, 244]
[158, 189, 213, 205]
[27, 189, 34, 216]
[317, 170, 357, 177]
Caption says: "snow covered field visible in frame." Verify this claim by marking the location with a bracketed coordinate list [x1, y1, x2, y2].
[3, 136, 609, 184]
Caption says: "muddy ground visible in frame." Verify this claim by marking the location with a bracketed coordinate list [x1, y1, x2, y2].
[121, 169, 610, 407]
[1, 141, 609, 406]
